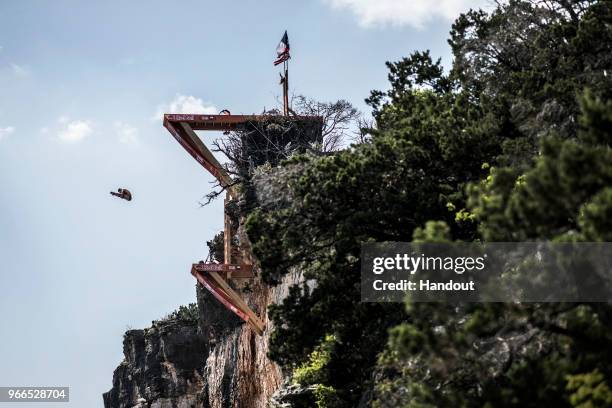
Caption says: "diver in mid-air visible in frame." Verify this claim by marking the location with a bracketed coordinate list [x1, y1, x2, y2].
[110, 188, 132, 201]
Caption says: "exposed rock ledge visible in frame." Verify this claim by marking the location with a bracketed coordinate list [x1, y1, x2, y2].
[103, 270, 302, 408]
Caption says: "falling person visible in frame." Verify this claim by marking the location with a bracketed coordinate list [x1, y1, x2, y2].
[110, 188, 132, 201]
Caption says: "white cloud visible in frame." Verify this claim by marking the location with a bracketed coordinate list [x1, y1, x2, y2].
[10, 63, 30, 77]
[323, 0, 488, 28]
[58, 120, 92, 143]
[0, 126, 15, 141]
[153, 94, 217, 120]
[115, 122, 139, 144]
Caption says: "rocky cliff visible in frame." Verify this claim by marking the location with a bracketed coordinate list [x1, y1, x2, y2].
[103, 270, 302, 408]
[104, 157, 311, 408]
[102, 319, 206, 408]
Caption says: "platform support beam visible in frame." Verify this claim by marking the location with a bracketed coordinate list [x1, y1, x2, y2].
[224, 194, 232, 277]
[283, 62, 289, 116]
[191, 265, 264, 335]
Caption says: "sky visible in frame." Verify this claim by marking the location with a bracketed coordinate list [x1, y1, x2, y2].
[0, 0, 485, 406]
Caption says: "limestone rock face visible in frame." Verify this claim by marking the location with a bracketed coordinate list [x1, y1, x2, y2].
[104, 269, 302, 408]
[102, 321, 206, 408]
[268, 383, 317, 408]
[193, 271, 299, 408]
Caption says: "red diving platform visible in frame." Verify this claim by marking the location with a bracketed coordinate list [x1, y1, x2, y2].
[165, 112, 322, 335]
[164, 113, 271, 335]
[191, 263, 264, 335]
[163, 114, 242, 188]
[163, 113, 321, 188]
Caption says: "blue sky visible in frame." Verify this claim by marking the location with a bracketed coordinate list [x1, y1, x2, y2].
[0, 0, 484, 406]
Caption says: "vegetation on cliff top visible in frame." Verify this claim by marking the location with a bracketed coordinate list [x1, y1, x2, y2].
[244, 0, 612, 406]
[152, 303, 199, 327]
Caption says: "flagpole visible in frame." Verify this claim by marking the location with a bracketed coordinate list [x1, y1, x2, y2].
[283, 60, 289, 116]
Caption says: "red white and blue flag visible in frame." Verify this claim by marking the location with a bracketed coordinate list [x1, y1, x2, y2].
[274, 31, 290, 66]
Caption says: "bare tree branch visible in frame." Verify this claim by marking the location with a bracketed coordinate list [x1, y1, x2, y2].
[292, 95, 362, 152]
[201, 96, 362, 205]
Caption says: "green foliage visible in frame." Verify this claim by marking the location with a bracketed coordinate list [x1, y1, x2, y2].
[154, 303, 199, 326]
[579, 188, 612, 241]
[578, 90, 612, 146]
[291, 335, 342, 408]
[247, 60, 489, 402]
[313, 384, 341, 408]
[412, 221, 451, 243]
[469, 93, 612, 241]
[242, 0, 612, 406]
[567, 370, 612, 408]
[372, 1, 612, 405]
[293, 334, 336, 386]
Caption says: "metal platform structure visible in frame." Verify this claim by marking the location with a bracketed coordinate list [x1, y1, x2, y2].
[164, 113, 290, 335]
[161, 32, 311, 336]
[191, 263, 264, 335]
[164, 114, 242, 190]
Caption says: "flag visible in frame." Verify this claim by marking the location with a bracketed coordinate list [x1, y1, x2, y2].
[274, 31, 290, 66]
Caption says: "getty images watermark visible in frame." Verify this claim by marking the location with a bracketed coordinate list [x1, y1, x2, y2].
[361, 242, 612, 302]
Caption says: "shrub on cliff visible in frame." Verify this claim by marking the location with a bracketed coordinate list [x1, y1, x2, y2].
[153, 303, 199, 326]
